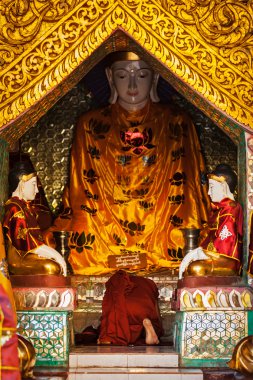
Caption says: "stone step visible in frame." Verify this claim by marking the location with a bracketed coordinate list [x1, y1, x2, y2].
[67, 367, 203, 380]
[69, 346, 179, 369]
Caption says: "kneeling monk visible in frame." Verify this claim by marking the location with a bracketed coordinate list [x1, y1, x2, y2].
[98, 270, 163, 345]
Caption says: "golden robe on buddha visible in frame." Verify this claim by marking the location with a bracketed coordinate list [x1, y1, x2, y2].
[50, 101, 209, 275]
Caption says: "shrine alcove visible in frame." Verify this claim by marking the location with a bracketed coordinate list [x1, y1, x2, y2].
[0, 1, 253, 360]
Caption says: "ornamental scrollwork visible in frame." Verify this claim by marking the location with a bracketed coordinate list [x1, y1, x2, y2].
[121, 1, 252, 117]
[158, 0, 252, 46]
[0, 0, 252, 139]
[0, 0, 114, 107]
[0, 0, 112, 69]
[155, 0, 253, 80]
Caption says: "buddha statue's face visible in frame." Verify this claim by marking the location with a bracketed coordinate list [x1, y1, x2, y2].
[208, 178, 226, 202]
[109, 60, 154, 111]
[22, 177, 39, 201]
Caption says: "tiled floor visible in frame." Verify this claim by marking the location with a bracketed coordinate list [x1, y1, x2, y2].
[32, 367, 203, 380]
[31, 368, 252, 380]
[69, 345, 179, 369]
[31, 346, 251, 380]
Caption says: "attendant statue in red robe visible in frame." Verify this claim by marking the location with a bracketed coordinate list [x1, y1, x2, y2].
[3, 161, 67, 276]
[179, 164, 243, 278]
[45, 51, 209, 276]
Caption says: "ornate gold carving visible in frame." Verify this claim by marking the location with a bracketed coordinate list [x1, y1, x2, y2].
[122, 0, 253, 118]
[0, 0, 78, 65]
[179, 288, 253, 310]
[159, 1, 252, 49]
[0, 0, 252, 143]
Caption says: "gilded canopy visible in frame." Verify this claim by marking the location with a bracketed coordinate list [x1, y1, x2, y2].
[0, 0, 252, 145]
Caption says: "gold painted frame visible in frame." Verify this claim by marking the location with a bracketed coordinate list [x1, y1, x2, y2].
[0, 0, 252, 145]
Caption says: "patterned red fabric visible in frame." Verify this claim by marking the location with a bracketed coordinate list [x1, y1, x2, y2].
[200, 198, 243, 269]
[0, 285, 20, 379]
[99, 270, 163, 345]
[3, 197, 44, 256]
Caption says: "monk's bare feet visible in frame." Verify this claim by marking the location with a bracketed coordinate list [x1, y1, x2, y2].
[143, 318, 159, 345]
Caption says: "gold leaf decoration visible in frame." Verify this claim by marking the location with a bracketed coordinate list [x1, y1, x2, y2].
[0, 0, 252, 145]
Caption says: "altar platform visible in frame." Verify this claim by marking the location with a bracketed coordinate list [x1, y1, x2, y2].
[33, 345, 204, 379]
[31, 344, 250, 380]
[11, 272, 253, 379]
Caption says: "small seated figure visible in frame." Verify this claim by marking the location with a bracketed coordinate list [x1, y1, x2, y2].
[3, 162, 67, 276]
[97, 270, 163, 345]
[228, 335, 253, 374]
[179, 164, 243, 278]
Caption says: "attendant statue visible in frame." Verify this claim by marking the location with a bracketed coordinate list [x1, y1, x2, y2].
[3, 162, 67, 276]
[46, 51, 209, 275]
[179, 164, 243, 278]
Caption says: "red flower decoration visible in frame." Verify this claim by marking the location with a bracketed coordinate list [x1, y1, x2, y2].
[120, 128, 155, 155]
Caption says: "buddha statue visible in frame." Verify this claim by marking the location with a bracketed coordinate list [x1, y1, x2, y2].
[45, 51, 210, 275]
[3, 161, 67, 276]
[179, 164, 243, 278]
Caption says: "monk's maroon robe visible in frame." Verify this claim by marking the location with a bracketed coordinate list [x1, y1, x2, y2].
[99, 270, 163, 345]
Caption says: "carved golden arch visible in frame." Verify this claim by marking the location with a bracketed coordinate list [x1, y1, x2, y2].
[0, 0, 252, 145]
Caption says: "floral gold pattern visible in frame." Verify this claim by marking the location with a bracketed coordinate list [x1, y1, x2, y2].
[0, 0, 252, 145]
[15, 211, 25, 219]
[17, 227, 28, 240]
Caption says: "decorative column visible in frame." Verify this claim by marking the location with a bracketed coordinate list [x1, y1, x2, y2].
[0, 138, 9, 220]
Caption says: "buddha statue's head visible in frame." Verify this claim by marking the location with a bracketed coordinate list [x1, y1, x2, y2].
[105, 51, 160, 111]
[208, 163, 237, 202]
[9, 161, 38, 201]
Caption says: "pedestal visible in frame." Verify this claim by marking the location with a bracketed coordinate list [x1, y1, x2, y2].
[17, 310, 72, 367]
[11, 275, 75, 367]
[173, 276, 253, 368]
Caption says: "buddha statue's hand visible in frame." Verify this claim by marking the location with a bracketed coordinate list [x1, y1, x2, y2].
[179, 247, 208, 279]
[35, 244, 67, 276]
